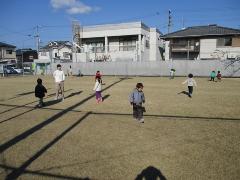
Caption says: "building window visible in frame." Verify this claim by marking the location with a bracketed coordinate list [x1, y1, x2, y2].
[145, 40, 150, 48]
[41, 52, 47, 56]
[55, 53, 58, 57]
[88, 42, 104, 53]
[63, 52, 69, 58]
[119, 37, 136, 51]
[217, 37, 232, 47]
[6, 50, 13, 54]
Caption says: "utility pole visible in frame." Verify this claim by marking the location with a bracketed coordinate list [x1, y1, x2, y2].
[34, 25, 40, 53]
[168, 9, 172, 33]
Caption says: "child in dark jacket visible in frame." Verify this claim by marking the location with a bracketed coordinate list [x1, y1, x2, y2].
[129, 83, 145, 123]
[35, 78, 47, 107]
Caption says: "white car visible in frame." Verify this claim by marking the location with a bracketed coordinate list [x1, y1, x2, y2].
[12, 67, 23, 74]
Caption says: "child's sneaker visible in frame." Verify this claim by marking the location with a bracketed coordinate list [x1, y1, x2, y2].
[139, 118, 144, 123]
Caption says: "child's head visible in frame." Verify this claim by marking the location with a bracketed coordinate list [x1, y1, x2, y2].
[95, 71, 101, 79]
[57, 64, 62, 70]
[188, 73, 193, 78]
[37, 78, 42, 84]
[136, 83, 144, 91]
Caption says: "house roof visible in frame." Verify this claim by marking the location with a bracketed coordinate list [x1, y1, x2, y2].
[162, 25, 240, 39]
[0, 42, 16, 48]
[40, 41, 72, 50]
[16, 49, 37, 56]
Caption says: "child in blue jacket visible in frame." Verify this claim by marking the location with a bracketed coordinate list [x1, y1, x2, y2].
[129, 83, 145, 123]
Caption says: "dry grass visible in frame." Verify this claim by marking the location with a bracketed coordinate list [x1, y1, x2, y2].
[0, 75, 240, 180]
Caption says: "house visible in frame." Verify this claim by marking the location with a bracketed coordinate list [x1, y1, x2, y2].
[38, 41, 72, 63]
[162, 25, 240, 60]
[73, 21, 164, 62]
[0, 42, 17, 64]
[16, 48, 38, 63]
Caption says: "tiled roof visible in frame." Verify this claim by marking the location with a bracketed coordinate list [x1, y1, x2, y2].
[162, 25, 240, 39]
[40, 41, 72, 50]
[0, 42, 16, 48]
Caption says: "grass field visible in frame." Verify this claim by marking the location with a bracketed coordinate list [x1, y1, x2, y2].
[0, 75, 240, 180]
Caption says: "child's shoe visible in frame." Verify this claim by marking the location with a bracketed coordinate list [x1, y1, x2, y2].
[139, 118, 144, 123]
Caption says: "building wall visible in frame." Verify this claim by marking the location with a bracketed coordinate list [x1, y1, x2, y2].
[39, 51, 50, 60]
[73, 51, 136, 62]
[164, 41, 170, 60]
[39, 47, 72, 60]
[49, 60, 240, 77]
[0, 47, 16, 60]
[200, 38, 217, 59]
[149, 28, 162, 61]
[79, 22, 163, 61]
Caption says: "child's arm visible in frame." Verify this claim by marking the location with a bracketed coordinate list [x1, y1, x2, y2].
[142, 93, 145, 103]
[182, 79, 187, 84]
[62, 72, 65, 81]
[129, 91, 134, 105]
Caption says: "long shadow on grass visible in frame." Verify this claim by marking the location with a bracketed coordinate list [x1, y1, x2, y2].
[135, 166, 167, 180]
[0, 89, 73, 115]
[1, 103, 240, 122]
[5, 112, 91, 180]
[6, 88, 51, 101]
[177, 91, 189, 97]
[0, 164, 90, 180]
[91, 112, 240, 121]
[0, 90, 82, 124]
[102, 94, 110, 101]
[0, 78, 126, 153]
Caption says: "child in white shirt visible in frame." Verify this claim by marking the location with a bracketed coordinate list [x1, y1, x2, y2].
[182, 73, 197, 98]
[93, 77, 103, 103]
[53, 64, 65, 101]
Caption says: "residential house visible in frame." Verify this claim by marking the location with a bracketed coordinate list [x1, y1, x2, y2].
[162, 25, 240, 60]
[0, 42, 16, 64]
[73, 21, 164, 62]
[38, 41, 72, 63]
[16, 48, 38, 63]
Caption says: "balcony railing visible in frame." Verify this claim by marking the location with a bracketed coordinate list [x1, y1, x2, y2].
[171, 44, 200, 52]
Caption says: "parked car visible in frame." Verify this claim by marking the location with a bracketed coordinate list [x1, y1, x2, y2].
[12, 67, 23, 74]
[3, 66, 18, 74]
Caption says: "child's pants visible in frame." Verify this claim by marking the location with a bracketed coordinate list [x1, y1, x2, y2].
[95, 91, 102, 101]
[188, 86, 193, 96]
[133, 104, 143, 120]
[56, 82, 64, 98]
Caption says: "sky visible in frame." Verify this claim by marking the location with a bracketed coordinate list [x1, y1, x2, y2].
[0, 0, 239, 49]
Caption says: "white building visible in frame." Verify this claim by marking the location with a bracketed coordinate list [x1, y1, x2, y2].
[73, 22, 164, 62]
[162, 25, 240, 60]
[38, 41, 72, 63]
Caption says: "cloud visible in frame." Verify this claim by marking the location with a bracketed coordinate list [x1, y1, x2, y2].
[50, 0, 100, 14]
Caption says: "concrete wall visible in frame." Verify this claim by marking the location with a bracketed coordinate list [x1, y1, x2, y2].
[49, 60, 240, 77]
[200, 38, 217, 59]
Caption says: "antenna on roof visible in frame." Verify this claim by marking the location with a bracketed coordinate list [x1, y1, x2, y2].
[168, 9, 172, 33]
[182, 17, 185, 30]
